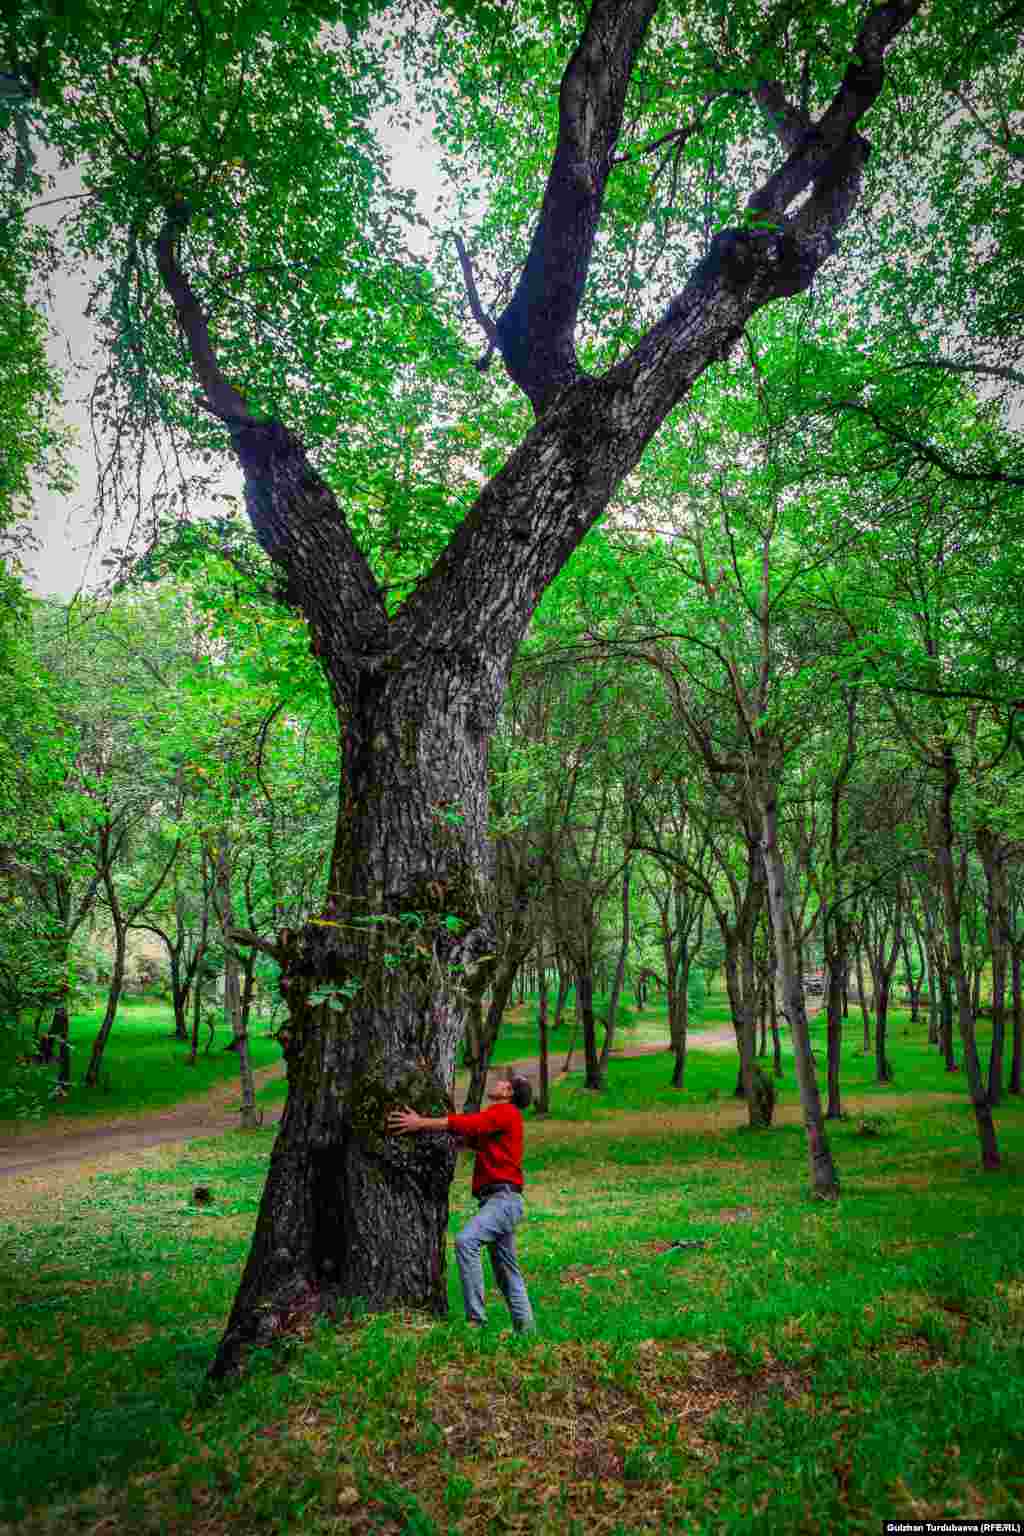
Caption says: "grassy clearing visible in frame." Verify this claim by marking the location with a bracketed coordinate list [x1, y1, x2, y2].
[2, 1013, 1023, 1535]
[0, 999, 283, 1129]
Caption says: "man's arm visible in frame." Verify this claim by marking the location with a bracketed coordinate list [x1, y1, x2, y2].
[388, 1106, 450, 1134]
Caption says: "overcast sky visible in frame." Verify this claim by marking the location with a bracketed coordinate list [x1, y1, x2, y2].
[24, 93, 440, 599]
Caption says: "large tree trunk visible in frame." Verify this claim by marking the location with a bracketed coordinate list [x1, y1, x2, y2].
[210, 666, 499, 1378]
[757, 765, 837, 1196]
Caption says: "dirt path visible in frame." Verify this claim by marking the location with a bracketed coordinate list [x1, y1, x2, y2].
[0, 1027, 750, 1185]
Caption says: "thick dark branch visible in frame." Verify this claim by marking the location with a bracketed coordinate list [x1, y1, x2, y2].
[155, 202, 255, 425]
[746, 0, 925, 219]
[154, 201, 389, 678]
[493, 0, 660, 415]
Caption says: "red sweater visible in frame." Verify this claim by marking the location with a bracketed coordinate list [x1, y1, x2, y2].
[446, 1103, 524, 1194]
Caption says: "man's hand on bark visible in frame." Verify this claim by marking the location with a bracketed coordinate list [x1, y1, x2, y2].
[388, 1105, 424, 1134]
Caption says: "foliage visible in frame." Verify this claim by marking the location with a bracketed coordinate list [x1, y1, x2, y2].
[0, 996, 281, 1124]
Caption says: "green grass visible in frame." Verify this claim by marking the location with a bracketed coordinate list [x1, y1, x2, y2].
[0, 998, 283, 1127]
[2, 1011, 1022, 1535]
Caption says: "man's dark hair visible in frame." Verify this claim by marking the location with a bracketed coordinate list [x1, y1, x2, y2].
[509, 1074, 532, 1111]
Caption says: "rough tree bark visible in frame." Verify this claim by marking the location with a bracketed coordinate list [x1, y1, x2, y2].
[152, 0, 924, 1372]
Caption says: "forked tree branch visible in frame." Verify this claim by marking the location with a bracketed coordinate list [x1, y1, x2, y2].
[399, 0, 928, 669]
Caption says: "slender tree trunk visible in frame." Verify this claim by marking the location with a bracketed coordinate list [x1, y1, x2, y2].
[53, 999, 72, 1090]
[874, 975, 892, 1083]
[578, 967, 601, 1090]
[188, 951, 205, 1066]
[216, 844, 258, 1131]
[926, 949, 939, 1045]
[84, 921, 126, 1088]
[824, 913, 847, 1120]
[770, 972, 782, 1078]
[938, 955, 957, 1071]
[462, 938, 530, 1111]
[723, 930, 747, 1100]
[669, 955, 690, 1091]
[757, 769, 837, 1195]
[738, 900, 768, 1124]
[536, 967, 550, 1115]
[170, 948, 190, 1042]
[561, 1012, 579, 1074]
[855, 947, 871, 1052]
[976, 826, 1009, 1107]
[931, 753, 999, 1169]
[597, 864, 631, 1082]
[1009, 941, 1022, 1096]
[37, 923, 72, 1075]
[240, 950, 257, 1038]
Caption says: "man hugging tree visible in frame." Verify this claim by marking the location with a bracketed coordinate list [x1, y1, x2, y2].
[388, 1073, 535, 1333]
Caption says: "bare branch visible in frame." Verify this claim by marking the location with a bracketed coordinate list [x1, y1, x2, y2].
[450, 232, 498, 346]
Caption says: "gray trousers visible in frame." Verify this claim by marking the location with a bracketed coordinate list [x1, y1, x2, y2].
[453, 1187, 534, 1332]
